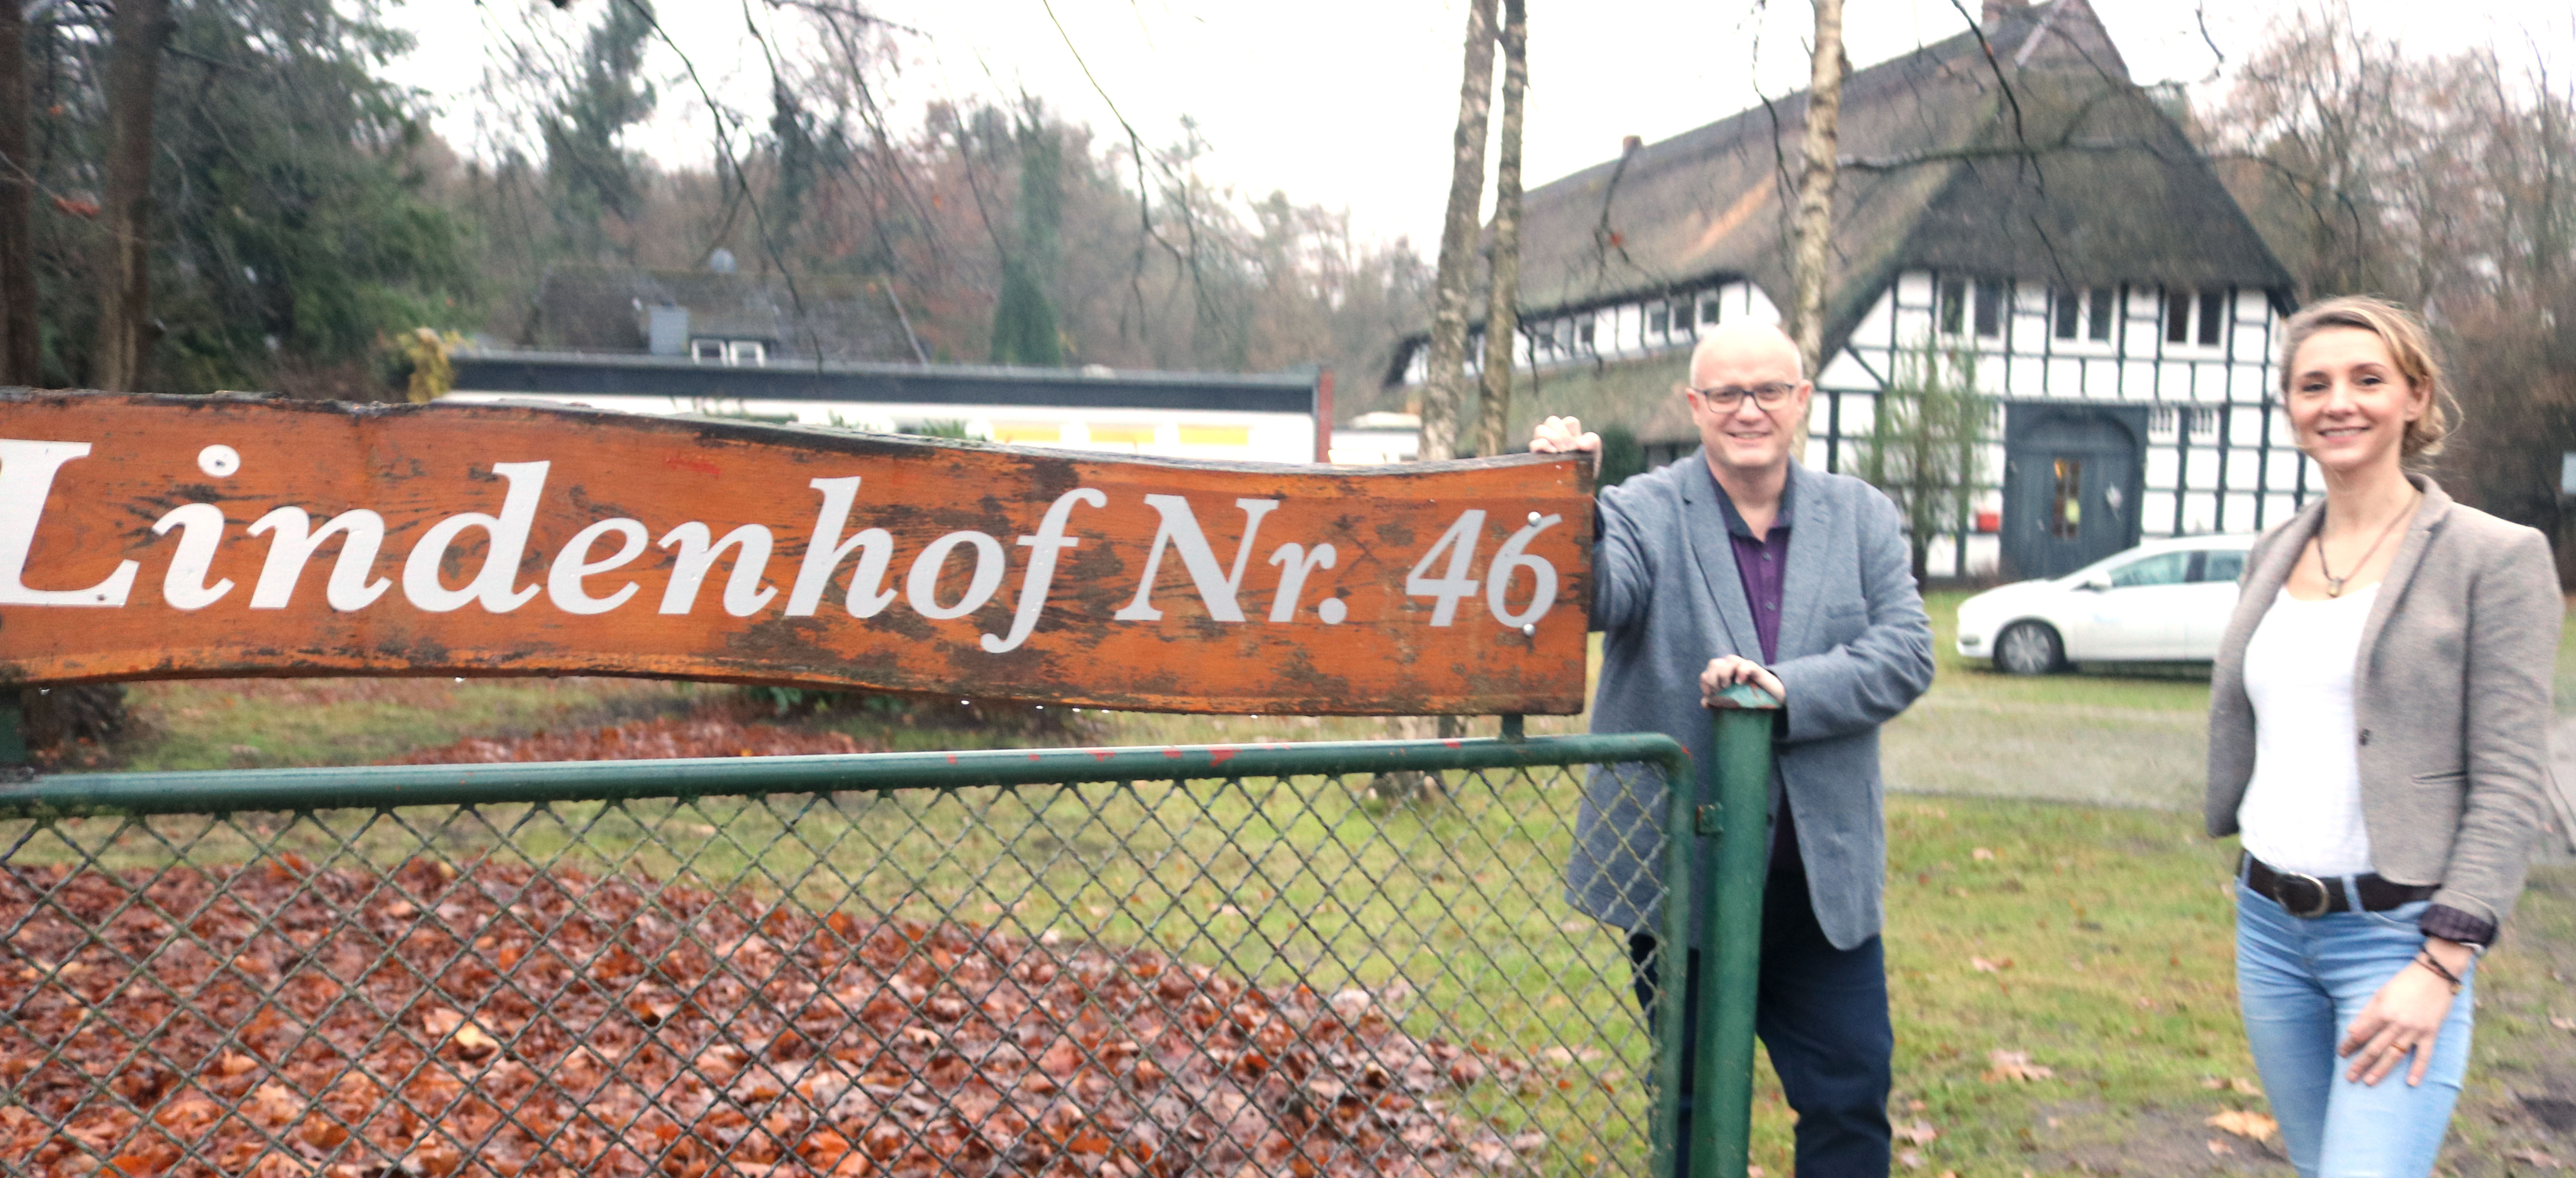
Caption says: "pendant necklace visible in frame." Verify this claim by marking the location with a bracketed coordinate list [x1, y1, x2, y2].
[2311, 490, 2417, 597]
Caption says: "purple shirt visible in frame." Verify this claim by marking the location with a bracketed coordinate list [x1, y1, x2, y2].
[1710, 473, 1799, 875]
[1712, 478, 1792, 663]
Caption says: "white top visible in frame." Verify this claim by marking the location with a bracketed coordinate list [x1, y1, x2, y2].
[2236, 584, 2380, 878]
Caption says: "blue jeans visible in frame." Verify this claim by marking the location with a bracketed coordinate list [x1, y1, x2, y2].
[2236, 886, 2475, 1178]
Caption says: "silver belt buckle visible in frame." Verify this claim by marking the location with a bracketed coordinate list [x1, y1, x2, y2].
[2278, 870, 2333, 918]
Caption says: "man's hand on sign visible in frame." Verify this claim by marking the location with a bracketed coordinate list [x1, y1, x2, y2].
[1700, 655, 1785, 708]
[1529, 416, 1601, 457]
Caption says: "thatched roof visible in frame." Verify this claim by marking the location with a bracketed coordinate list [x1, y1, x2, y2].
[525, 267, 920, 363]
[1431, 0, 2290, 365]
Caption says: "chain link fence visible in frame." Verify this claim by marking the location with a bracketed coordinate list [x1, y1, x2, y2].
[0, 737, 1690, 1178]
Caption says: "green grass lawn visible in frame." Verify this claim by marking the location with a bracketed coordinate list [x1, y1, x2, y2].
[2561, 594, 2576, 717]
[28, 589, 2576, 1174]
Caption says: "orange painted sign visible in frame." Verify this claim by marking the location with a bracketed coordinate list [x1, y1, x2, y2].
[0, 393, 1591, 714]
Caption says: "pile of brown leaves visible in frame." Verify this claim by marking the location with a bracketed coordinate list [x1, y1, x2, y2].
[394, 717, 877, 764]
[0, 858, 1549, 1177]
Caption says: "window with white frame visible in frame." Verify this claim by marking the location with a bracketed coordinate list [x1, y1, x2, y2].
[693, 339, 769, 365]
[1936, 278, 2006, 338]
[2163, 288, 2231, 347]
[2052, 287, 2116, 341]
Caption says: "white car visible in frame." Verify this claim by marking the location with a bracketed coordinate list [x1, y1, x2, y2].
[1955, 535, 2259, 674]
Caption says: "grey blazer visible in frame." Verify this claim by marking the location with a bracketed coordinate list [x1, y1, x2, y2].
[1566, 457, 1934, 950]
[2207, 475, 2564, 934]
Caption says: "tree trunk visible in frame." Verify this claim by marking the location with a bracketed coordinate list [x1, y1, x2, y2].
[0, 0, 37, 386]
[1788, 0, 1848, 388]
[95, 0, 173, 393]
[1472, 0, 1528, 462]
[1416, 0, 1497, 463]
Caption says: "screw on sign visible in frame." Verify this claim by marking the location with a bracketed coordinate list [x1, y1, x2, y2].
[0, 393, 1591, 717]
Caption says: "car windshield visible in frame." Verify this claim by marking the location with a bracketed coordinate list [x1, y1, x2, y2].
[2198, 550, 2246, 583]
[2107, 550, 2193, 587]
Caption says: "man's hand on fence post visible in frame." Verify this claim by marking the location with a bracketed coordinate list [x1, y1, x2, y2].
[1700, 656, 1785, 709]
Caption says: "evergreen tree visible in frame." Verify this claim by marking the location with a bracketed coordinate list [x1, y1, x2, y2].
[540, 0, 656, 262]
[989, 115, 1063, 366]
[20, 0, 476, 392]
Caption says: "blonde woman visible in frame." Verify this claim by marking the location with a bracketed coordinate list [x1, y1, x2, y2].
[2207, 296, 2563, 1176]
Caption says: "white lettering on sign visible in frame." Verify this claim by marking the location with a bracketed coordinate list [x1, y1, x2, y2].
[984, 489, 1105, 654]
[401, 461, 549, 614]
[0, 438, 1573, 643]
[1485, 514, 1561, 628]
[549, 518, 648, 615]
[247, 507, 392, 611]
[0, 440, 139, 606]
[658, 522, 777, 617]
[1405, 510, 1486, 627]
[1264, 542, 1338, 623]
[1111, 495, 1278, 623]
[151, 503, 235, 610]
[907, 531, 1006, 620]
[786, 476, 897, 619]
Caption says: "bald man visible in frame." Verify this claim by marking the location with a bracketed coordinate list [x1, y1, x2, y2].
[1535, 322, 1932, 1176]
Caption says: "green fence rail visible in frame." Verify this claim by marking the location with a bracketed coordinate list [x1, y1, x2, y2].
[0, 721, 1776, 1178]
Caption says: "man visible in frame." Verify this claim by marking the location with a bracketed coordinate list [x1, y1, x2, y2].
[1533, 321, 1933, 1176]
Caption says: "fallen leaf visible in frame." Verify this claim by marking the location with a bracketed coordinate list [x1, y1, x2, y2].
[1982, 1050, 2054, 1082]
[2550, 1015, 2575, 1033]
[1898, 1148, 1923, 1169]
[2207, 1138, 2234, 1155]
[2506, 1148, 2566, 1170]
[422, 1007, 499, 1059]
[1971, 847, 1996, 861]
[2207, 1109, 2277, 1142]
[1970, 956, 2012, 973]
[2201, 1075, 2263, 1096]
[1896, 1118, 1937, 1144]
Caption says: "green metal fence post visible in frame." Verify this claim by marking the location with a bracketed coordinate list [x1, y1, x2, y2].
[1693, 682, 1779, 1178]
[1649, 737, 1700, 1178]
[0, 694, 26, 772]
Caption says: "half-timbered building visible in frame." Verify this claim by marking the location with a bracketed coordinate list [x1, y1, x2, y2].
[1389, 0, 2302, 579]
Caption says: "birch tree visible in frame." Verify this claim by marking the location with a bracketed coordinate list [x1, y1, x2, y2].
[1788, 0, 1847, 386]
[1472, 0, 1528, 461]
[1416, 0, 1498, 462]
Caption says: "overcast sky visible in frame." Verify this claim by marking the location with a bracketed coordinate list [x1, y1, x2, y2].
[386, 0, 2574, 250]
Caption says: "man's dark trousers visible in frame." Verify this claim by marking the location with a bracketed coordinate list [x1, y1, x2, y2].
[1629, 861, 1893, 1176]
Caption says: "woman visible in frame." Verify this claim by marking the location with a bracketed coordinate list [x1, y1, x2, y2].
[2207, 295, 2562, 1177]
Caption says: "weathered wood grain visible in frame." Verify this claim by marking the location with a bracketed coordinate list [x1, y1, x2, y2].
[0, 393, 1592, 714]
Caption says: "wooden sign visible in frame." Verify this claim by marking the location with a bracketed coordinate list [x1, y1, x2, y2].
[0, 393, 1592, 715]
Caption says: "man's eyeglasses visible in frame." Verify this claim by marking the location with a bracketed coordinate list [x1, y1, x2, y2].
[1690, 382, 1798, 410]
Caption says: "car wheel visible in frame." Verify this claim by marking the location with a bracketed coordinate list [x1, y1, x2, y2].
[1993, 622, 2063, 676]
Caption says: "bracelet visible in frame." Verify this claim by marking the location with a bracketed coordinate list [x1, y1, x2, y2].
[2414, 952, 2464, 994]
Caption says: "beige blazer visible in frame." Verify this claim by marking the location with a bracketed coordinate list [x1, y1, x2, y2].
[2207, 475, 2565, 931]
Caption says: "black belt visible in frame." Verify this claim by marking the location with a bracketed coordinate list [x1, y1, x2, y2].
[2243, 854, 2439, 918]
